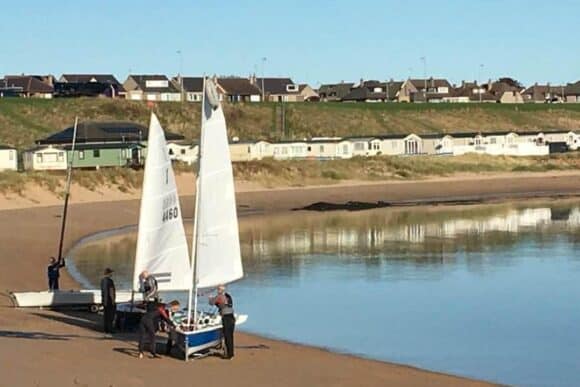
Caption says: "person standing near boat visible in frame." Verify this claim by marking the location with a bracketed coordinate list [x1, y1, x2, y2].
[47, 256, 65, 291]
[100, 268, 116, 334]
[138, 300, 180, 359]
[139, 270, 159, 312]
[209, 284, 236, 359]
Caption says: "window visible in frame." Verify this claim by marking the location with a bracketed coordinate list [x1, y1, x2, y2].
[319, 145, 324, 153]
[490, 138, 497, 144]
[93, 149, 101, 158]
[79, 150, 85, 160]
[8, 151, 14, 161]
[168, 148, 174, 155]
[181, 149, 186, 155]
[354, 143, 365, 151]
[57, 152, 64, 162]
[36, 154, 43, 163]
[342, 145, 349, 154]
[307, 146, 312, 152]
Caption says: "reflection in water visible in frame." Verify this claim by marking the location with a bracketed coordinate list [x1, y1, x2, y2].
[69, 201, 580, 386]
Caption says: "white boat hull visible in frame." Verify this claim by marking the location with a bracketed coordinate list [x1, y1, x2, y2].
[9, 290, 141, 309]
[174, 314, 247, 360]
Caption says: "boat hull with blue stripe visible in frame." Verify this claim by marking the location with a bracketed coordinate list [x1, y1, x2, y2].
[175, 314, 247, 359]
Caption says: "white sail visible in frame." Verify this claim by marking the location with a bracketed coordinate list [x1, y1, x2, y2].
[193, 78, 243, 289]
[133, 112, 191, 291]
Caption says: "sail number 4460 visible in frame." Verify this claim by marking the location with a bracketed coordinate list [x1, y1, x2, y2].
[162, 207, 179, 222]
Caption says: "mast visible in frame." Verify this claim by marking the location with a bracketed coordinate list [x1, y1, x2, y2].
[187, 77, 205, 327]
[56, 117, 79, 263]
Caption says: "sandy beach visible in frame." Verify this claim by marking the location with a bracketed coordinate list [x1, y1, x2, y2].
[4, 172, 580, 386]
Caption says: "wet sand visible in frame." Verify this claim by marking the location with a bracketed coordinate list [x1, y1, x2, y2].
[4, 173, 577, 386]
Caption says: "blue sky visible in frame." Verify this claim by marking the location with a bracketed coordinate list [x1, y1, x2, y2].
[1, 0, 578, 87]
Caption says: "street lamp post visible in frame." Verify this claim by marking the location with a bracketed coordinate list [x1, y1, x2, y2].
[177, 50, 184, 102]
[261, 57, 267, 102]
[478, 64, 484, 103]
[420, 56, 427, 102]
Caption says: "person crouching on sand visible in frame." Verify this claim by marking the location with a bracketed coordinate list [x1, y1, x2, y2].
[138, 300, 180, 359]
[47, 256, 65, 291]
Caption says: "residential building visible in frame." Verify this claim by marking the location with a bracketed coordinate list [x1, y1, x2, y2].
[565, 81, 580, 103]
[229, 140, 272, 161]
[306, 138, 347, 159]
[174, 77, 203, 102]
[485, 80, 524, 103]
[298, 84, 319, 102]
[123, 75, 181, 101]
[216, 77, 261, 102]
[342, 80, 387, 103]
[271, 141, 308, 160]
[522, 84, 566, 103]
[23, 146, 67, 170]
[347, 137, 383, 156]
[378, 134, 423, 155]
[444, 81, 497, 103]
[35, 121, 183, 169]
[254, 77, 302, 102]
[168, 142, 199, 164]
[0, 145, 18, 171]
[398, 78, 452, 103]
[56, 74, 125, 98]
[318, 82, 354, 102]
[2, 75, 54, 98]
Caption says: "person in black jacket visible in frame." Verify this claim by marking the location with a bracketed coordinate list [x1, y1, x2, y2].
[100, 268, 116, 334]
[47, 256, 65, 291]
[138, 300, 180, 359]
[209, 284, 236, 359]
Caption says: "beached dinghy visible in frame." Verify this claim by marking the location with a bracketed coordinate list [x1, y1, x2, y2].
[115, 112, 192, 328]
[10, 290, 140, 310]
[174, 78, 247, 360]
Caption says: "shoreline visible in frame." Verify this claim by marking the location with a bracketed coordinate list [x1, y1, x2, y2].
[4, 173, 578, 385]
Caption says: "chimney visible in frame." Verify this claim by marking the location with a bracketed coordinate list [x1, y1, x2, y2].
[360, 78, 364, 88]
[487, 78, 493, 91]
[249, 73, 257, 85]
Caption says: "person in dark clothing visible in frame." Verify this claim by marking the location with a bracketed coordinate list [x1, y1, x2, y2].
[209, 284, 236, 359]
[138, 300, 180, 359]
[47, 256, 65, 291]
[139, 270, 159, 312]
[100, 268, 116, 334]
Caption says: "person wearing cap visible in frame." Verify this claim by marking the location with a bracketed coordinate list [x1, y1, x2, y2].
[100, 268, 116, 334]
[139, 270, 159, 312]
[47, 256, 65, 291]
[209, 284, 236, 359]
[138, 300, 180, 359]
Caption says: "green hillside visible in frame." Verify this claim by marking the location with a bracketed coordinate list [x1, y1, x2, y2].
[2, 98, 580, 149]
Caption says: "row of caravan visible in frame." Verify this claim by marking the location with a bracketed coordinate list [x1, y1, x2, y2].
[2, 129, 578, 171]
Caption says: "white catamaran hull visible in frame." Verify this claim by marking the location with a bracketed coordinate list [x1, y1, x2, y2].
[10, 290, 142, 309]
[175, 314, 247, 359]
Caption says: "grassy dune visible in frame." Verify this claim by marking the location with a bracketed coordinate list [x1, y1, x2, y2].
[2, 99, 580, 148]
[2, 153, 580, 195]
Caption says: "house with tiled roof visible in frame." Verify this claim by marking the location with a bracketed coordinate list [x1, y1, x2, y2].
[483, 79, 524, 103]
[216, 77, 261, 102]
[318, 82, 355, 102]
[298, 84, 319, 101]
[2, 75, 54, 98]
[173, 76, 204, 102]
[444, 81, 497, 103]
[398, 78, 452, 102]
[57, 74, 125, 98]
[565, 81, 580, 103]
[123, 74, 181, 102]
[341, 80, 404, 102]
[253, 77, 301, 102]
[522, 84, 565, 103]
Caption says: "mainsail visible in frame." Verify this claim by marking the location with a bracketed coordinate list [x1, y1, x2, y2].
[193, 78, 243, 289]
[133, 112, 191, 291]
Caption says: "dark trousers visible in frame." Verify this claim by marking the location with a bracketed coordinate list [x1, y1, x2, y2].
[138, 319, 157, 355]
[103, 304, 115, 333]
[48, 277, 59, 291]
[222, 314, 235, 358]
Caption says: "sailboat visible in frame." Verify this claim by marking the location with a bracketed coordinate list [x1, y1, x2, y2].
[174, 77, 247, 360]
[116, 112, 191, 324]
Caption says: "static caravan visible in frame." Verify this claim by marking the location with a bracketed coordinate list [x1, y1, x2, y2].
[272, 141, 308, 160]
[566, 131, 579, 150]
[306, 138, 342, 159]
[347, 137, 382, 157]
[168, 142, 198, 165]
[23, 146, 67, 171]
[66, 143, 144, 169]
[229, 140, 272, 162]
[0, 145, 18, 171]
